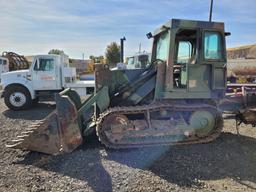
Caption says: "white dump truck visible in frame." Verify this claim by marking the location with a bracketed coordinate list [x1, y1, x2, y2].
[0, 56, 9, 81]
[1, 54, 94, 110]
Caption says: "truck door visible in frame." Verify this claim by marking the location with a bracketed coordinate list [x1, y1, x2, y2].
[32, 57, 59, 90]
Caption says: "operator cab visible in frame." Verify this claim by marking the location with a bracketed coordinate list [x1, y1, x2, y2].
[151, 19, 227, 99]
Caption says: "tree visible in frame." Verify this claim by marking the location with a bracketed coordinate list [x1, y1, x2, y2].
[105, 42, 120, 67]
[48, 49, 64, 55]
[97, 55, 105, 63]
[86, 60, 94, 74]
[87, 55, 105, 73]
[69, 58, 74, 64]
[89, 55, 105, 64]
[89, 55, 95, 61]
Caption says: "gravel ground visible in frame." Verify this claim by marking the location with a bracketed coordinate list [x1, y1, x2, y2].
[1, 98, 256, 192]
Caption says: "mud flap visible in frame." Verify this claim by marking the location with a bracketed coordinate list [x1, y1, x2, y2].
[6, 93, 83, 155]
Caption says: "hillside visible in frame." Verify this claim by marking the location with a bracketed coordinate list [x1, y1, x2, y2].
[227, 44, 256, 59]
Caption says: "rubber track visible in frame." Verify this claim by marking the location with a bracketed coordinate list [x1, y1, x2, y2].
[96, 102, 223, 149]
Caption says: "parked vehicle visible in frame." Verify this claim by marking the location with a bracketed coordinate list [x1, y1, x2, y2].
[0, 56, 9, 81]
[126, 52, 151, 69]
[1, 54, 94, 110]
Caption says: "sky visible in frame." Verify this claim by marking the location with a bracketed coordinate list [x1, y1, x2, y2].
[0, 0, 255, 59]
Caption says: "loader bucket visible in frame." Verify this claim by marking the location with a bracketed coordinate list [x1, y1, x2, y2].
[6, 91, 83, 155]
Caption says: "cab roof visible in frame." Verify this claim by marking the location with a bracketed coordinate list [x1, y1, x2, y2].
[154, 19, 225, 36]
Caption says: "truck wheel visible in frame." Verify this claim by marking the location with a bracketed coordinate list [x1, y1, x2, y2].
[4, 86, 32, 110]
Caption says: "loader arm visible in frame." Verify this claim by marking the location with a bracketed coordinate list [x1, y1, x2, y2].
[6, 64, 157, 154]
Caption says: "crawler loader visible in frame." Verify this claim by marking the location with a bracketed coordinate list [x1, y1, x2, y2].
[7, 19, 232, 154]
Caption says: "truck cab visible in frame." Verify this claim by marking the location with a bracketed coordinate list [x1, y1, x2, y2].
[31, 54, 68, 91]
[126, 52, 151, 69]
[0, 56, 9, 81]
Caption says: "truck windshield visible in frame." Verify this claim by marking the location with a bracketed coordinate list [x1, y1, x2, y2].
[127, 57, 134, 65]
[155, 32, 169, 61]
[34, 59, 54, 71]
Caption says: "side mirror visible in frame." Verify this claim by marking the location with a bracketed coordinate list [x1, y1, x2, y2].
[225, 32, 231, 36]
[146, 32, 153, 39]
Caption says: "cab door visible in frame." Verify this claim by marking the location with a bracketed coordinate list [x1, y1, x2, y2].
[32, 57, 59, 90]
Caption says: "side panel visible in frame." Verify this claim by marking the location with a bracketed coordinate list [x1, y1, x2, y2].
[188, 64, 211, 92]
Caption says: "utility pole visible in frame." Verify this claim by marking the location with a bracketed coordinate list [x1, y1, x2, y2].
[120, 37, 126, 63]
[139, 43, 142, 53]
[209, 0, 213, 22]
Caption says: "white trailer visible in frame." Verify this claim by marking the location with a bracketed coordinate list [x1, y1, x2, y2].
[1, 54, 94, 110]
[0, 56, 9, 81]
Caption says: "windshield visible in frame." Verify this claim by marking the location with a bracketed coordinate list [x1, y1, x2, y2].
[155, 32, 169, 61]
[127, 57, 134, 65]
[138, 55, 149, 62]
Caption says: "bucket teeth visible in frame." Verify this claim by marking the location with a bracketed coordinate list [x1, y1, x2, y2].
[30, 122, 42, 128]
[17, 135, 29, 138]
[11, 139, 24, 142]
[29, 124, 40, 127]
[6, 142, 22, 148]
[25, 128, 37, 131]
[21, 131, 34, 134]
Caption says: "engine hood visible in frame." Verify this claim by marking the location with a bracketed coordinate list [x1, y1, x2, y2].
[1, 69, 29, 78]
[1, 70, 31, 87]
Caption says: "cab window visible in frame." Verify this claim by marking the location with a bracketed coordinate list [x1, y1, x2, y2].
[204, 31, 223, 60]
[138, 54, 149, 68]
[177, 41, 192, 64]
[127, 57, 134, 65]
[156, 32, 169, 61]
[0, 59, 2, 65]
[34, 59, 54, 71]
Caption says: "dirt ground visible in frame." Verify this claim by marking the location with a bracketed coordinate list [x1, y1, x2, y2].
[1, 98, 256, 192]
